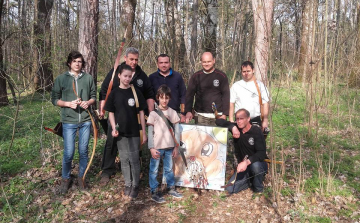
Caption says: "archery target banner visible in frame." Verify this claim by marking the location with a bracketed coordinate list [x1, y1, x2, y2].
[173, 124, 228, 191]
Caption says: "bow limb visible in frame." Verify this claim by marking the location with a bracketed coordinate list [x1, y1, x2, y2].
[82, 110, 98, 183]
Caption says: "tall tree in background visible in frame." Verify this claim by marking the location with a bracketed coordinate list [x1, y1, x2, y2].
[33, 0, 54, 92]
[203, 0, 218, 56]
[298, 0, 312, 83]
[121, 0, 137, 44]
[190, 0, 199, 73]
[0, 0, 8, 106]
[252, 0, 274, 81]
[78, 0, 99, 94]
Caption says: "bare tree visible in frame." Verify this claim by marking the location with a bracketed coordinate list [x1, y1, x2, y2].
[33, 0, 54, 92]
[203, 0, 218, 56]
[0, 0, 9, 106]
[121, 0, 137, 44]
[252, 0, 274, 82]
[78, 0, 99, 95]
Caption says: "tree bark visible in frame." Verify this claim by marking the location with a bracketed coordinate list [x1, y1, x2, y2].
[190, 0, 198, 73]
[78, 0, 99, 96]
[203, 0, 218, 56]
[298, 0, 312, 83]
[0, 0, 9, 106]
[252, 0, 274, 82]
[33, 0, 54, 92]
[121, 0, 137, 45]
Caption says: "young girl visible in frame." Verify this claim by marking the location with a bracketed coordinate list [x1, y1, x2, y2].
[104, 64, 147, 199]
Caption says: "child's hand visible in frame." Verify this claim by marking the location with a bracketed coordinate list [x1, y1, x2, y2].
[172, 147, 178, 158]
[150, 148, 160, 159]
[112, 129, 119, 137]
[141, 134, 147, 145]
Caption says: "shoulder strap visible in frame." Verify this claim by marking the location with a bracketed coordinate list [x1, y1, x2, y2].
[130, 84, 143, 144]
[253, 79, 264, 120]
[155, 109, 174, 130]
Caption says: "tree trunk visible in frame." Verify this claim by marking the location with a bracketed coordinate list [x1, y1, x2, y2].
[203, 0, 218, 56]
[0, 0, 8, 106]
[190, 0, 198, 74]
[252, 0, 274, 82]
[78, 0, 99, 96]
[298, 0, 312, 84]
[120, 0, 137, 45]
[33, 0, 54, 92]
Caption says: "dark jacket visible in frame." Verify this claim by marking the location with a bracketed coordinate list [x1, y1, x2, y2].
[99, 63, 155, 101]
[149, 69, 186, 112]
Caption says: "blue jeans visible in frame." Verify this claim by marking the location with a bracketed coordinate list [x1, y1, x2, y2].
[62, 122, 91, 179]
[149, 148, 175, 192]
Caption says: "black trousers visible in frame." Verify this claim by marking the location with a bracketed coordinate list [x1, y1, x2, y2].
[250, 116, 262, 127]
[101, 120, 118, 177]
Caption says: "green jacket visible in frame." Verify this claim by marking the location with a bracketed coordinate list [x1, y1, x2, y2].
[51, 71, 96, 124]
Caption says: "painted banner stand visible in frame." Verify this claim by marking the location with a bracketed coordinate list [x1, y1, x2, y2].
[174, 124, 228, 191]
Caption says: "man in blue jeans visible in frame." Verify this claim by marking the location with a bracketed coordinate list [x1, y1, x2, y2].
[216, 108, 268, 194]
[51, 51, 96, 194]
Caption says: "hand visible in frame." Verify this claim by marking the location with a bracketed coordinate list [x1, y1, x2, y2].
[99, 108, 105, 118]
[112, 129, 119, 137]
[237, 161, 248, 173]
[180, 114, 186, 123]
[185, 112, 193, 123]
[262, 119, 269, 132]
[150, 148, 160, 159]
[79, 100, 89, 110]
[141, 134, 147, 145]
[172, 147, 178, 158]
[232, 126, 240, 138]
[68, 99, 79, 109]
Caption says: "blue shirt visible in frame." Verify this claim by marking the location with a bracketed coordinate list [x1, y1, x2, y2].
[149, 68, 186, 112]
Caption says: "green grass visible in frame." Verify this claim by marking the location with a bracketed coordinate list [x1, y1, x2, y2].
[0, 81, 359, 221]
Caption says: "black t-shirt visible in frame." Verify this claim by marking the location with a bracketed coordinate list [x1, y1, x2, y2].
[104, 87, 146, 137]
[215, 119, 267, 164]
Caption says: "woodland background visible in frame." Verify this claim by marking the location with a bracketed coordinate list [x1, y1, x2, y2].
[0, 0, 360, 222]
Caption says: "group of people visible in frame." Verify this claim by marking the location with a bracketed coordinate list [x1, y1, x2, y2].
[51, 48, 270, 203]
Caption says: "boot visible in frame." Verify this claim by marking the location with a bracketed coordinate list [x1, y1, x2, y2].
[60, 178, 71, 194]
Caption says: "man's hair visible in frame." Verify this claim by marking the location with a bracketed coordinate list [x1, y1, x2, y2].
[118, 64, 132, 75]
[156, 53, 170, 62]
[235, 108, 250, 118]
[241, 61, 254, 70]
[156, 84, 172, 100]
[67, 51, 85, 69]
[125, 47, 139, 57]
[201, 51, 215, 60]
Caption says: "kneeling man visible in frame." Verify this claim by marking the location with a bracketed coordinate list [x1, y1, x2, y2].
[216, 108, 268, 194]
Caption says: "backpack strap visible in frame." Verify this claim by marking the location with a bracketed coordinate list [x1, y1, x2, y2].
[253, 79, 264, 121]
[130, 84, 143, 144]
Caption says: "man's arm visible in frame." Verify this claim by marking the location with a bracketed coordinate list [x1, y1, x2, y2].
[99, 67, 117, 117]
[185, 74, 197, 123]
[147, 98, 155, 112]
[229, 103, 235, 122]
[220, 74, 230, 116]
[261, 102, 269, 130]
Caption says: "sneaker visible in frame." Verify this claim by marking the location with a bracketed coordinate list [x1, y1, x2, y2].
[151, 189, 165, 203]
[124, 186, 132, 197]
[100, 174, 110, 186]
[60, 178, 71, 194]
[168, 186, 183, 199]
[78, 177, 87, 191]
[130, 186, 139, 199]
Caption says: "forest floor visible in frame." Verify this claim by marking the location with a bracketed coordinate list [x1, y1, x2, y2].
[1, 83, 360, 222]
